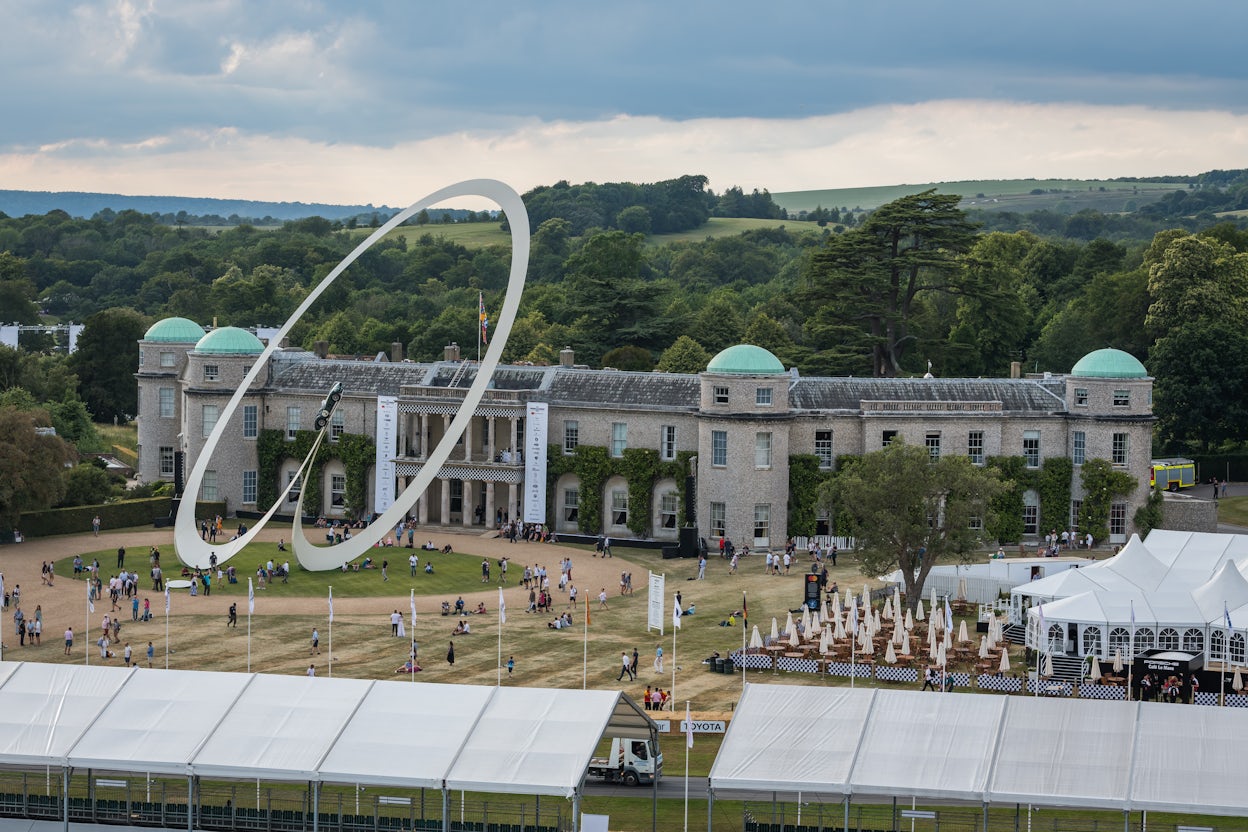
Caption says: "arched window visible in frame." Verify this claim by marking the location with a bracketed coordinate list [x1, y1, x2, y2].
[1182, 628, 1205, 653]
[1158, 628, 1180, 651]
[1081, 626, 1102, 657]
[1047, 623, 1064, 652]
[1232, 633, 1246, 665]
[1211, 630, 1227, 661]
[1108, 627, 1131, 657]
[1135, 627, 1155, 650]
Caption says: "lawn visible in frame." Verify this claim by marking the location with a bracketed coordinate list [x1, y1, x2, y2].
[1219, 495, 1248, 528]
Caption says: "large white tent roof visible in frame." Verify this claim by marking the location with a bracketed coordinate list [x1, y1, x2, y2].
[0, 662, 653, 800]
[710, 683, 1248, 816]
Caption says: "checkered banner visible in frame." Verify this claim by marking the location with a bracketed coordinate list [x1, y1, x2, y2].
[874, 665, 919, 683]
[777, 655, 820, 673]
[1078, 683, 1126, 701]
[1027, 679, 1074, 696]
[976, 675, 1023, 693]
[1194, 692, 1220, 707]
[827, 661, 873, 678]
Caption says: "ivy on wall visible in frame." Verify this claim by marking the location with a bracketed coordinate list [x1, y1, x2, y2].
[257, 428, 374, 518]
[986, 456, 1026, 544]
[1037, 456, 1073, 534]
[788, 454, 833, 538]
[546, 444, 694, 537]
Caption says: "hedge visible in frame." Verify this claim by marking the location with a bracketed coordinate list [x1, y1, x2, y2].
[16, 498, 227, 539]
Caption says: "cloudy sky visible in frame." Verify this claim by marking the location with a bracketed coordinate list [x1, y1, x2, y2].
[3, 0, 1247, 207]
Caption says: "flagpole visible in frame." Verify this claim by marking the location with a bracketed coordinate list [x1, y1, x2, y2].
[1222, 600, 1229, 706]
[328, 586, 333, 678]
[85, 582, 91, 666]
[497, 587, 504, 687]
[1127, 600, 1135, 702]
[672, 594, 679, 712]
[411, 589, 417, 684]
[247, 577, 254, 674]
[164, 587, 170, 670]
[742, 591, 748, 699]
[683, 700, 691, 832]
[582, 597, 589, 690]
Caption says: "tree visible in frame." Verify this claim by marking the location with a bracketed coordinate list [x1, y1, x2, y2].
[70, 307, 148, 422]
[824, 440, 1004, 608]
[601, 345, 654, 371]
[1150, 319, 1248, 449]
[656, 336, 711, 374]
[615, 205, 652, 235]
[0, 406, 75, 527]
[59, 462, 115, 507]
[561, 231, 662, 364]
[802, 191, 979, 377]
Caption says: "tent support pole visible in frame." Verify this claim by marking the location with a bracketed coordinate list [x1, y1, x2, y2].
[62, 767, 69, 832]
[1014, 803, 1019, 832]
[843, 796, 849, 832]
[187, 775, 194, 832]
[535, 794, 540, 829]
[1123, 810, 1129, 832]
[981, 802, 988, 832]
[441, 788, 450, 832]
[706, 789, 714, 832]
[652, 720, 660, 832]
[312, 781, 319, 832]
[572, 791, 580, 832]
[891, 797, 896, 832]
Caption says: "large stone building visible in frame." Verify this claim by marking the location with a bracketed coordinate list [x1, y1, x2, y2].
[136, 317, 1155, 547]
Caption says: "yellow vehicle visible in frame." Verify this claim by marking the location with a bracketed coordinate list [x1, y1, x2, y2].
[1150, 458, 1196, 491]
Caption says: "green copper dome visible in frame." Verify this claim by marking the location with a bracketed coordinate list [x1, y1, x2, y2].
[144, 317, 206, 343]
[1070, 348, 1148, 379]
[195, 326, 265, 355]
[706, 344, 785, 375]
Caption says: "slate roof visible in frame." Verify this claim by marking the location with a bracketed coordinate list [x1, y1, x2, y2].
[789, 377, 1067, 414]
[543, 369, 700, 410]
[427, 364, 550, 391]
[272, 358, 426, 397]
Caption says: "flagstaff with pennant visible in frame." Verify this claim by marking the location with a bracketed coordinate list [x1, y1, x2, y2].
[328, 586, 334, 678]
[741, 591, 748, 699]
[498, 587, 506, 686]
[478, 292, 490, 361]
[583, 588, 590, 689]
[164, 586, 171, 669]
[411, 589, 418, 683]
[672, 594, 682, 711]
[86, 580, 94, 666]
[247, 577, 255, 673]
[683, 700, 694, 832]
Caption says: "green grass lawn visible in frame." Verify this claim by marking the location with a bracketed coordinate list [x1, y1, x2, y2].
[1219, 495, 1248, 527]
[58, 543, 496, 599]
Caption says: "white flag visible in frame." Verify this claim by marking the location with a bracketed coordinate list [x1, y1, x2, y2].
[498, 587, 506, 625]
[248, 578, 255, 616]
[673, 596, 683, 629]
[88, 582, 95, 614]
[685, 702, 694, 749]
[164, 586, 170, 614]
[328, 587, 334, 622]
[410, 589, 417, 628]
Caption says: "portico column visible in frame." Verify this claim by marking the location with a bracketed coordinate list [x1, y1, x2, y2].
[418, 490, 428, 525]
[486, 482, 496, 529]
[464, 418, 473, 462]
[462, 479, 473, 527]
[441, 479, 451, 527]
[510, 417, 519, 459]
[508, 482, 518, 524]
[418, 413, 427, 458]
[487, 416, 496, 461]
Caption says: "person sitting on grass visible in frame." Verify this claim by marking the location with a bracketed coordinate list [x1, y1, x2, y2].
[441, 600, 451, 616]
[548, 612, 573, 630]
[473, 601, 487, 615]
[395, 659, 421, 673]
[441, 544, 454, 554]
[452, 620, 472, 635]
[425, 562, 434, 574]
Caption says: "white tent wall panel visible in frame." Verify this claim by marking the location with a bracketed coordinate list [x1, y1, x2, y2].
[849, 690, 1004, 800]
[66, 669, 254, 775]
[317, 681, 496, 789]
[0, 663, 133, 767]
[1129, 701, 1248, 815]
[987, 698, 1135, 809]
[188, 674, 375, 781]
[708, 685, 869, 795]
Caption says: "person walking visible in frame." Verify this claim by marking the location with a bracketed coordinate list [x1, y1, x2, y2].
[617, 651, 632, 681]
[310, 628, 320, 655]
[631, 647, 640, 679]
[227, 603, 237, 628]
[447, 640, 455, 666]
[64, 627, 73, 655]
[381, 559, 389, 582]
[307, 664, 316, 677]
[598, 588, 609, 609]
[697, 555, 706, 580]
[654, 644, 664, 673]
[116, 546, 125, 568]
[507, 656, 515, 676]
[92, 515, 101, 536]
[391, 609, 401, 636]
[146, 641, 154, 667]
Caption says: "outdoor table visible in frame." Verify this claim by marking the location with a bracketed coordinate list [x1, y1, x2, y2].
[165, 579, 193, 590]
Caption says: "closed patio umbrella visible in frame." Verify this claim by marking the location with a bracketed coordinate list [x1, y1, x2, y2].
[834, 613, 846, 641]
[873, 609, 883, 634]
[937, 642, 947, 668]
[1042, 652, 1055, 678]
[811, 610, 821, 631]
[749, 625, 764, 650]
[861, 629, 874, 655]
[801, 606, 812, 635]
[1089, 656, 1102, 682]
[958, 620, 969, 644]
[770, 617, 780, 642]
[927, 622, 938, 655]
[819, 626, 830, 654]
[784, 611, 794, 637]
[916, 600, 926, 622]
[1235, 667, 1244, 693]
[885, 641, 897, 664]
[998, 648, 1011, 673]
[1113, 649, 1124, 673]
[901, 630, 912, 656]
[904, 608, 914, 631]
[788, 627, 800, 649]
[883, 596, 894, 620]
[943, 628, 953, 651]
[957, 575, 968, 602]
[978, 635, 989, 659]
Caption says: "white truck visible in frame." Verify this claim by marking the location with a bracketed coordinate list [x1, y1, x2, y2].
[586, 737, 662, 786]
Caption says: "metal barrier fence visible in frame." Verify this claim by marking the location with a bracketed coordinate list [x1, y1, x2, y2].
[742, 800, 1248, 832]
[0, 769, 569, 832]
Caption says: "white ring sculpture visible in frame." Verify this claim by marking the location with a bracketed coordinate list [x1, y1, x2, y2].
[174, 179, 531, 570]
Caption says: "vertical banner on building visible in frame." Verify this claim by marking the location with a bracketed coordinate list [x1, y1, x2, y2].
[0, 326, 18, 349]
[375, 396, 398, 514]
[523, 401, 549, 524]
[648, 571, 666, 635]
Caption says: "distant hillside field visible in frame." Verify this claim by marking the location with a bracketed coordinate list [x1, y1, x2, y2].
[772, 179, 1188, 214]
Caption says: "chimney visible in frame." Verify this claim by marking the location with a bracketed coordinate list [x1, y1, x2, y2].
[313, 340, 329, 359]
[390, 341, 404, 363]
[444, 342, 461, 361]
[559, 347, 575, 368]
[1009, 361, 1021, 379]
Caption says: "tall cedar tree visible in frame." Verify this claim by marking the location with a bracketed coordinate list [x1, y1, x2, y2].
[803, 190, 979, 376]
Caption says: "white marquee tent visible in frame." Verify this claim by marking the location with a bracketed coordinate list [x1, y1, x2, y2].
[709, 683, 1248, 818]
[0, 661, 657, 831]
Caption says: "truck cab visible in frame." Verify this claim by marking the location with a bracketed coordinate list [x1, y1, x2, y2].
[587, 737, 662, 786]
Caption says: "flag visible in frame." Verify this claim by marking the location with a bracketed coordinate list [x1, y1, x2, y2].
[164, 586, 170, 614]
[328, 587, 334, 623]
[1130, 600, 1135, 626]
[1036, 604, 1045, 649]
[944, 597, 953, 634]
[849, 595, 858, 635]
[585, 598, 591, 627]
[1226, 602, 1234, 631]
[410, 589, 418, 628]
[742, 592, 748, 629]
[248, 578, 255, 616]
[88, 582, 95, 614]
[478, 292, 489, 345]
[685, 702, 694, 749]
[499, 587, 506, 625]
[673, 596, 682, 630]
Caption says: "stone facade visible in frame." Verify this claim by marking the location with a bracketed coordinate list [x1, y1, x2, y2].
[136, 330, 1156, 548]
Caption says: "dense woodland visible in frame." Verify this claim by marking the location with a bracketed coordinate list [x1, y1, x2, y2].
[3, 171, 1248, 524]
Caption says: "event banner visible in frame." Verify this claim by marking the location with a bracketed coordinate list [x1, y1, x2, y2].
[523, 402, 549, 523]
[374, 396, 398, 514]
[648, 571, 665, 635]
